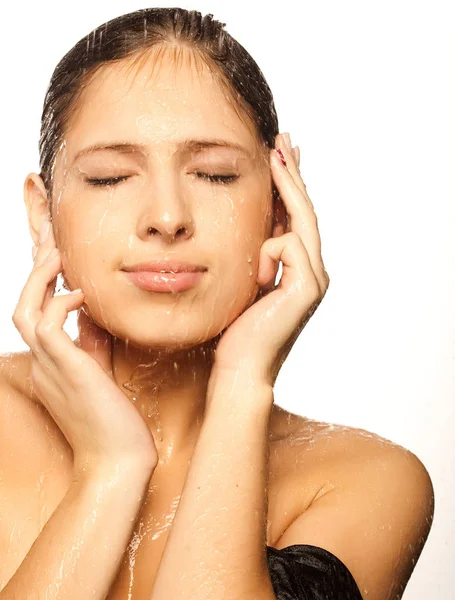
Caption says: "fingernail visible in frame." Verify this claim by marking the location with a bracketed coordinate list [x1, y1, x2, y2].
[39, 220, 50, 244]
[283, 132, 292, 153]
[276, 149, 287, 167]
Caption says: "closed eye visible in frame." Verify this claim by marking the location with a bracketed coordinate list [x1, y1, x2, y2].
[85, 176, 130, 187]
[194, 173, 239, 184]
[85, 173, 239, 187]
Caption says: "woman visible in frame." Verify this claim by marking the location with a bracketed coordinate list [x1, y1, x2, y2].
[0, 7, 433, 600]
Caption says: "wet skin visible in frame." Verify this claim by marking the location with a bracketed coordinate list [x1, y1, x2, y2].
[0, 350, 399, 598]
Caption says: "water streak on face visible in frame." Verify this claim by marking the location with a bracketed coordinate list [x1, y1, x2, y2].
[51, 46, 274, 351]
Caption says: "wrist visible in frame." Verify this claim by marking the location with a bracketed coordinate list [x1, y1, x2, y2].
[72, 452, 156, 485]
[206, 370, 274, 414]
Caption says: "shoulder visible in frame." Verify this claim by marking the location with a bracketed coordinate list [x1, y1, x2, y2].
[0, 350, 47, 449]
[0, 350, 34, 398]
[0, 350, 44, 426]
[283, 414, 434, 515]
[0, 351, 39, 495]
[275, 415, 434, 600]
[304, 419, 433, 500]
[279, 411, 431, 475]
[0, 350, 71, 472]
[0, 350, 51, 412]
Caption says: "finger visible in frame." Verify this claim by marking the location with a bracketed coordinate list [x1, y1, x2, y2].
[255, 232, 323, 352]
[12, 251, 63, 350]
[275, 134, 314, 209]
[33, 290, 85, 371]
[77, 308, 114, 376]
[294, 145, 301, 168]
[270, 149, 327, 293]
[33, 220, 57, 267]
[254, 259, 280, 301]
[32, 220, 60, 311]
[271, 148, 317, 232]
[42, 274, 59, 313]
[276, 134, 306, 195]
[33, 220, 66, 313]
[290, 147, 298, 166]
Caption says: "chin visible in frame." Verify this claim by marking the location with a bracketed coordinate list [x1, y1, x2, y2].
[100, 317, 223, 353]
[81, 283, 248, 350]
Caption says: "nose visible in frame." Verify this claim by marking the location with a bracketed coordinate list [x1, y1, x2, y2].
[137, 175, 195, 244]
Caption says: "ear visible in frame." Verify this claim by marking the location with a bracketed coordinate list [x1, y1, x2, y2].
[271, 185, 288, 238]
[24, 173, 51, 246]
[255, 187, 287, 301]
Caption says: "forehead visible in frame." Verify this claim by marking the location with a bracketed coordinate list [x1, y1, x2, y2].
[64, 45, 258, 155]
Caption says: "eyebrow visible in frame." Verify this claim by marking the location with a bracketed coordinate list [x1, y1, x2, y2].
[71, 138, 253, 166]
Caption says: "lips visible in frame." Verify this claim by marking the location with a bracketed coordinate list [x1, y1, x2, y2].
[122, 260, 207, 273]
[122, 259, 207, 293]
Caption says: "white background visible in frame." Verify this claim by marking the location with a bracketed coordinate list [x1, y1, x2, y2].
[0, 1, 453, 598]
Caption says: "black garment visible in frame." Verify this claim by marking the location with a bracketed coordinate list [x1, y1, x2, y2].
[266, 544, 363, 600]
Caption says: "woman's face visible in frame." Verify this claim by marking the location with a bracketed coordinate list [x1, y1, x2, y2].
[50, 46, 275, 350]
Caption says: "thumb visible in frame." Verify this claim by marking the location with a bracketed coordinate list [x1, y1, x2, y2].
[76, 307, 114, 377]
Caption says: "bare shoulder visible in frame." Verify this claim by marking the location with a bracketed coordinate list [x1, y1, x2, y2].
[270, 410, 434, 600]
[0, 351, 75, 591]
[0, 349, 48, 442]
[278, 406, 424, 464]
[0, 349, 33, 395]
[0, 350, 37, 435]
[0, 349, 72, 477]
[271, 406, 432, 509]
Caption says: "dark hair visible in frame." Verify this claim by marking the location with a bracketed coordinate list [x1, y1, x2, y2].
[38, 7, 280, 204]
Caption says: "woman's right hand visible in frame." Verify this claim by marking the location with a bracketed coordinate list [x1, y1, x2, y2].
[12, 220, 158, 476]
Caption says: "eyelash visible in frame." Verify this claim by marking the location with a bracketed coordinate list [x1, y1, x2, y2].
[85, 173, 239, 187]
[195, 173, 239, 185]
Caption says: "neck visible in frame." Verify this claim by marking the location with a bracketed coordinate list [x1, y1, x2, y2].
[110, 333, 221, 461]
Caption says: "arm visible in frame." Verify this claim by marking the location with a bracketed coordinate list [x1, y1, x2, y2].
[272, 441, 435, 600]
[1, 459, 154, 600]
[150, 378, 276, 600]
[149, 136, 331, 599]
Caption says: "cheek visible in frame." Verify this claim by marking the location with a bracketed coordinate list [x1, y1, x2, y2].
[60, 248, 99, 293]
[210, 249, 260, 333]
[54, 197, 121, 276]
[219, 183, 271, 260]
[56, 216, 113, 293]
[209, 195, 269, 328]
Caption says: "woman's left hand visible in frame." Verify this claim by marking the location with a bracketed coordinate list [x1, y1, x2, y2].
[211, 132, 330, 390]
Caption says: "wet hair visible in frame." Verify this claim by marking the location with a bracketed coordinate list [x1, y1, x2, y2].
[38, 7, 280, 205]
